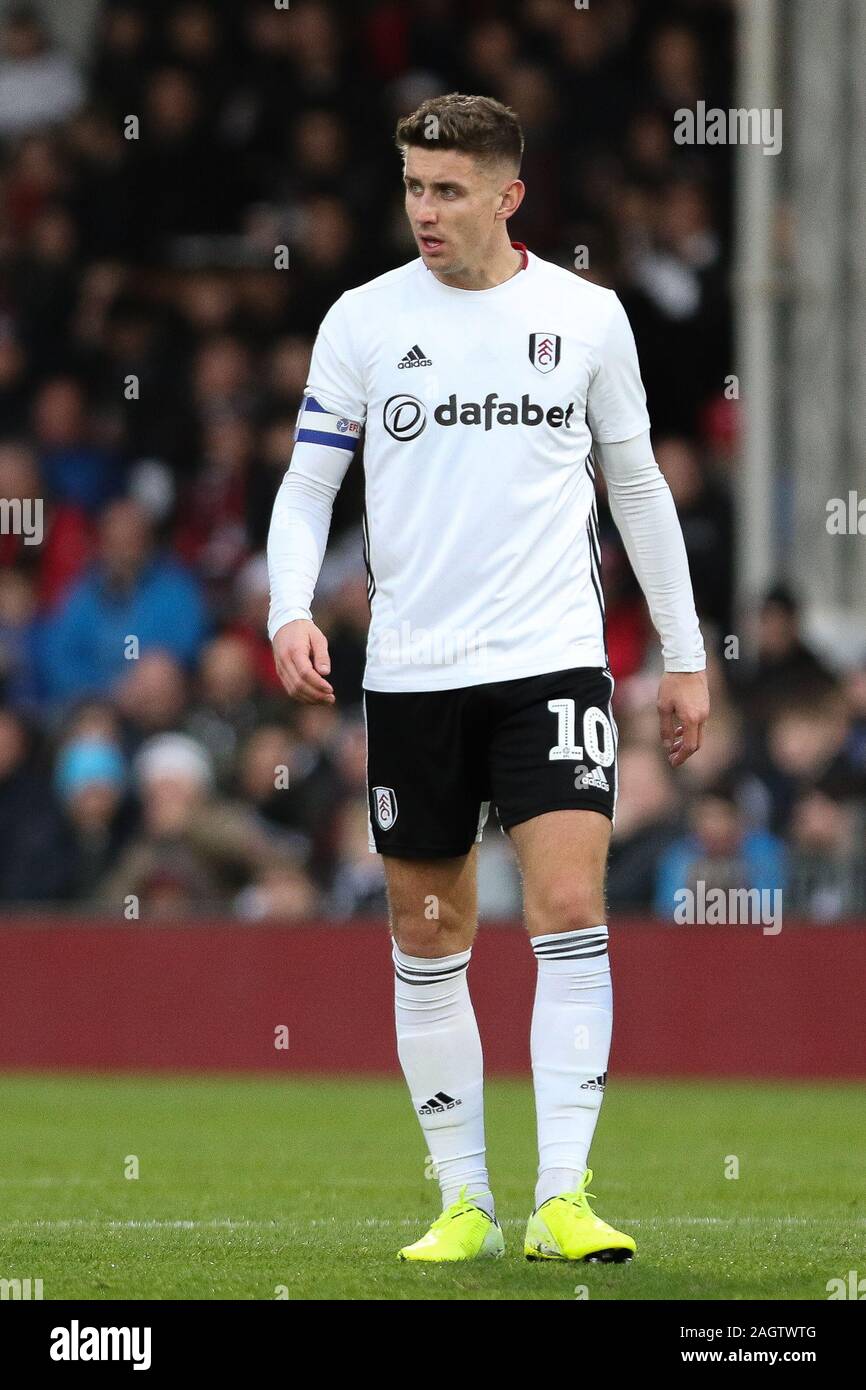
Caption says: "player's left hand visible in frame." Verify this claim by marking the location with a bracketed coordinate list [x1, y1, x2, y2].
[657, 670, 710, 767]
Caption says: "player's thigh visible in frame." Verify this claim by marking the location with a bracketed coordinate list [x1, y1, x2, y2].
[364, 687, 489, 859]
[488, 666, 618, 832]
[508, 809, 611, 936]
[487, 665, 617, 934]
[382, 845, 478, 956]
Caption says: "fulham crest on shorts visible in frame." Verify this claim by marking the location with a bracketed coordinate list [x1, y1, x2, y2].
[373, 786, 398, 829]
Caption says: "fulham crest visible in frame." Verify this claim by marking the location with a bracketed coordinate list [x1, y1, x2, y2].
[529, 332, 561, 374]
[373, 786, 398, 830]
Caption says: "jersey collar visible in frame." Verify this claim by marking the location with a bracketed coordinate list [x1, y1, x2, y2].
[421, 241, 532, 296]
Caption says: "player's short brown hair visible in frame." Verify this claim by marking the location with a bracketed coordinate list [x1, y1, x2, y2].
[395, 92, 524, 174]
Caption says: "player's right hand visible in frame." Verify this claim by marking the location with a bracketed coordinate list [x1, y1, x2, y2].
[272, 619, 335, 704]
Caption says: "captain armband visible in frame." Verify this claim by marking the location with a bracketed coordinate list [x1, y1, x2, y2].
[294, 395, 363, 454]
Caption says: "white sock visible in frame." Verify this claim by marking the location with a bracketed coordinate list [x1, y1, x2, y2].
[530, 926, 612, 1209]
[393, 943, 494, 1218]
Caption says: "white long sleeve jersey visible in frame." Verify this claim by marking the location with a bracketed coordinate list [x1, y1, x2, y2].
[268, 245, 705, 691]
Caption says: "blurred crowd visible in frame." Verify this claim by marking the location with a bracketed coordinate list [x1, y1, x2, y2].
[0, 0, 863, 921]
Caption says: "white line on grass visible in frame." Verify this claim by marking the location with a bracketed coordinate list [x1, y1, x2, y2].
[0, 1177, 105, 1186]
[0, 1215, 860, 1231]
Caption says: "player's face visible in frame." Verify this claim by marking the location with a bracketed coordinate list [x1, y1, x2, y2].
[403, 147, 518, 278]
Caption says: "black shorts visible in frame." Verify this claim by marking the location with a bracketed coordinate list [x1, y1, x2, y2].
[364, 666, 618, 858]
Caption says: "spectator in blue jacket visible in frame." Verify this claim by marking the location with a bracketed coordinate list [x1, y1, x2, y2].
[41, 496, 210, 704]
[654, 782, 787, 918]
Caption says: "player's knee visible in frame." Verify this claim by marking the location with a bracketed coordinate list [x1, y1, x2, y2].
[390, 901, 475, 957]
[392, 925, 475, 957]
[528, 884, 605, 937]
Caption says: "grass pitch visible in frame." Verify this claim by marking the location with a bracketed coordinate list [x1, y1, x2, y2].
[0, 1073, 861, 1300]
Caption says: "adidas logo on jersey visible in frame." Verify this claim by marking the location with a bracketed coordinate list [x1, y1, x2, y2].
[580, 1072, 607, 1092]
[418, 1091, 462, 1115]
[398, 344, 432, 368]
[577, 765, 610, 791]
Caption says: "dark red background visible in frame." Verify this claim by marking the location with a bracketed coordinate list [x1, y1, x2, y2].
[0, 919, 863, 1077]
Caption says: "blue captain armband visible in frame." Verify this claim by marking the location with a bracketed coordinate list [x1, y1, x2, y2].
[294, 395, 362, 452]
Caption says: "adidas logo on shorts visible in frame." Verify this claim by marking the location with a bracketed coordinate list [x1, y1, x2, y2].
[577, 765, 609, 791]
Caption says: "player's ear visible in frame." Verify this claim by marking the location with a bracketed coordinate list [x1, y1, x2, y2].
[497, 178, 525, 219]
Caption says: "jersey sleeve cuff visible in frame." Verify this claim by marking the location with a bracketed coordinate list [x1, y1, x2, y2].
[662, 657, 707, 673]
[268, 608, 313, 640]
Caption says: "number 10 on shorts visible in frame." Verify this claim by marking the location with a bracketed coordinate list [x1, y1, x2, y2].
[547, 698, 615, 765]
